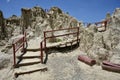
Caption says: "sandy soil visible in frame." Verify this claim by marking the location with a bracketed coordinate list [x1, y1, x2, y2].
[0, 38, 120, 80]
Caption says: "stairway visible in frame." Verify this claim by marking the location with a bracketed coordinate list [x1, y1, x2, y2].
[13, 27, 80, 78]
[17, 51, 42, 66]
[14, 38, 47, 78]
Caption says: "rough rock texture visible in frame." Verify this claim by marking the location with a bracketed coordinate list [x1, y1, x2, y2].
[80, 8, 120, 64]
[48, 7, 80, 30]
[31, 6, 46, 18]
[21, 6, 81, 41]
[0, 10, 7, 39]
[5, 15, 20, 26]
[46, 7, 81, 42]
[21, 8, 31, 29]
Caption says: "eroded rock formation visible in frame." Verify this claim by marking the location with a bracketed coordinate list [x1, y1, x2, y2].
[6, 15, 20, 26]
[20, 6, 81, 41]
[79, 8, 120, 64]
[0, 10, 7, 39]
[21, 8, 31, 29]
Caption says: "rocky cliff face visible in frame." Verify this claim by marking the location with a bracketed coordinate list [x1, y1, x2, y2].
[21, 6, 81, 40]
[79, 8, 120, 64]
[0, 10, 7, 39]
[48, 7, 80, 29]
[6, 15, 20, 26]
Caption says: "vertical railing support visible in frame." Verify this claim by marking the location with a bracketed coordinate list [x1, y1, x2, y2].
[23, 36, 25, 53]
[77, 27, 79, 44]
[40, 42, 43, 63]
[12, 44, 16, 67]
[44, 32, 46, 52]
[104, 20, 107, 31]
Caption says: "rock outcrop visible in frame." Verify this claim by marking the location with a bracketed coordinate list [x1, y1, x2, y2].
[20, 6, 81, 41]
[21, 8, 31, 29]
[5, 15, 20, 26]
[48, 7, 80, 30]
[79, 8, 120, 64]
[0, 10, 7, 39]
[31, 6, 46, 18]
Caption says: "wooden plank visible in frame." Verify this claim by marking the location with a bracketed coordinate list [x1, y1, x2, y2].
[26, 48, 43, 52]
[17, 56, 40, 59]
[14, 67, 48, 78]
[26, 39, 80, 51]
[16, 61, 41, 67]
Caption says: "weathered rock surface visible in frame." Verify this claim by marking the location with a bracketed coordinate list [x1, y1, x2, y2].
[0, 10, 7, 39]
[20, 6, 81, 41]
[79, 8, 120, 64]
[6, 15, 20, 26]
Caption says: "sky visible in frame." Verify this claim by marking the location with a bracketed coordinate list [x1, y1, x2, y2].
[0, 0, 120, 22]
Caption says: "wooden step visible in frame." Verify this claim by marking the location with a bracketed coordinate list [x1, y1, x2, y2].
[26, 48, 44, 52]
[16, 61, 41, 67]
[17, 56, 41, 59]
[14, 67, 48, 78]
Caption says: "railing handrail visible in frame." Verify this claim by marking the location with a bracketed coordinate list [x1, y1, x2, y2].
[12, 35, 25, 44]
[44, 27, 79, 33]
[45, 32, 78, 39]
[40, 27, 80, 64]
[95, 20, 107, 25]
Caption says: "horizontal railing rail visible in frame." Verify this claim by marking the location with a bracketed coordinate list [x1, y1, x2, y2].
[45, 32, 78, 39]
[44, 27, 78, 33]
[40, 27, 80, 63]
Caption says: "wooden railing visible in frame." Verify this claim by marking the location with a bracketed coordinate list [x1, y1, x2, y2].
[83, 20, 108, 28]
[44, 27, 79, 50]
[95, 20, 108, 31]
[12, 27, 80, 66]
[40, 40, 45, 63]
[12, 33, 27, 67]
[40, 27, 80, 63]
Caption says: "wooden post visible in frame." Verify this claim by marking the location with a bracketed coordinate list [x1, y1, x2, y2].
[23, 36, 25, 53]
[12, 44, 16, 67]
[24, 32, 27, 52]
[104, 20, 107, 31]
[40, 42, 43, 63]
[44, 32, 46, 51]
[77, 27, 79, 43]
